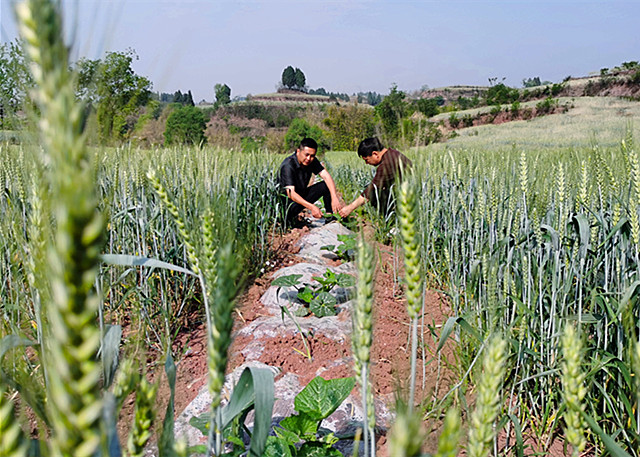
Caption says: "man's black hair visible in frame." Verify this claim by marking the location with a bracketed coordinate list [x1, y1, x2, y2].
[299, 137, 318, 151]
[357, 137, 384, 157]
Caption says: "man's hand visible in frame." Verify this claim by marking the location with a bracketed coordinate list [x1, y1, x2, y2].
[339, 195, 367, 218]
[331, 199, 344, 214]
[338, 204, 353, 218]
[310, 205, 323, 219]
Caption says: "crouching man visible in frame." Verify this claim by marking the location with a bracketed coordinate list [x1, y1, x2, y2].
[279, 137, 343, 228]
[339, 137, 412, 218]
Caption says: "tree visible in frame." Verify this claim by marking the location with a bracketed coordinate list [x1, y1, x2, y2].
[284, 118, 327, 152]
[0, 39, 32, 129]
[164, 105, 207, 146]
[93, 49, 152, 142]
[374, 84, 408, 141]
[282, 66, 296, 89]
[323, 105, 375, 151]
[415, 98, 440, 117]
[214, 83, 231, 108]
[294, 68, 306, 91]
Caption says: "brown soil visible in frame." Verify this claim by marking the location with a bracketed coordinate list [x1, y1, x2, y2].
[107, 220, 577, 455]
[120, 222, 459, 456]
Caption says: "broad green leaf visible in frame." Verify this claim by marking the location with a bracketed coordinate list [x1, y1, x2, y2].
[189, 415, 209, 435]
[274, 424, 302, 443]
[0, 335, 48, 425]
[335, 273, 355, 288]
[272, 274, 303, 288]
[437, 316, 458, 352]
[159, 350, 176, 457]
[216, 366, 275, 457]
[320, 245, 336, 252]
[279, 413, 319, 439]
[298, 441, 343, 457]
[310, 292, 338, 317]
[263, 436, 294, 457]
[297, 286, 315, 304]
[581, 411, 632, 457]
[295, 377, 355, 421]
[618, 280, 640, 315]
[100, 324, 122, 388]
[101, 254, 196, 276]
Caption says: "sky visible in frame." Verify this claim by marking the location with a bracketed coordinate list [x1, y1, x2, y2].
[2, 1, 639, 103]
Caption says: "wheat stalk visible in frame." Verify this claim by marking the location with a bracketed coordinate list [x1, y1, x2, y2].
[352, 233, 376, 457]
[435, 408, 461, 457]
[127, 378, 158, 457]
[388, 406, 424, 457]
[16, 1, 105, 456]
[467, 336, 508, 457]
[561, 324, 587, 456]
[398, 179, 424, 412]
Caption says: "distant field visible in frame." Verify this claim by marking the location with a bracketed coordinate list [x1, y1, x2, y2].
[427, 96, 640, 151]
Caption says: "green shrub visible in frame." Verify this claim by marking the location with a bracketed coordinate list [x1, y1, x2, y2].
[284, 118, 327, 152]
[164, 105, 207, 146]
[323, 104, 375, 151]
[510, 101, 521, 119]
[449, 112, 460, 129]
[535, 96, 558, 114]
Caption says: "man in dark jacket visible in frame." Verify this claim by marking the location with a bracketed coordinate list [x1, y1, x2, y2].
[279, 138, 342, 227]
[339, 137, 412, 218]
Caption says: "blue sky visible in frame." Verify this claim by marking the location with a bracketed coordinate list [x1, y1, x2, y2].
[2, 1, 639, 103]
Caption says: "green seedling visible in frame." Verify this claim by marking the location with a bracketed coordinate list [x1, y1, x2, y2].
[265, 376, 356, 457]
[321, 233, 357, 261]
[273, 270, 355, 318]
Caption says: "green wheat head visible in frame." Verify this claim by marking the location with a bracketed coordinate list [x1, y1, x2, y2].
[353, 234, 374, 373]
[148, 170, 201, 275]
[127, 378, 158, 457]
[16, 1, 106, 456]
[388, 406, 424, 457]
[398, 179, 423, 319]
[435, 408, 461, 457]
[205, 243, 240, 409]
[467, 336, 508, 457]
[561, 324, 587, 457]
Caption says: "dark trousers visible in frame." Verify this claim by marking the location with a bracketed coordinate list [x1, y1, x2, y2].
[282, 181, 333, 224]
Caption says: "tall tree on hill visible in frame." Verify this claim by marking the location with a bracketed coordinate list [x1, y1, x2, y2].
[282, 65, 296, 89]
[294, 67, 306, 91]
[214, 83, 231, 108]
[173, 90, 184, 104]
[95, 49, 152, 142]
[186, 90, 195, 106]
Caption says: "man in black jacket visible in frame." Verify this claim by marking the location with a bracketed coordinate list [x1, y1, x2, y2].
[278, 138, 343, 227]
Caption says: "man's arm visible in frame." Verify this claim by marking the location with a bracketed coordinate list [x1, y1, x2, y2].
[339, 195, 367, 218]
[318, 169, 343, 213]
[285, 186, 323, 218]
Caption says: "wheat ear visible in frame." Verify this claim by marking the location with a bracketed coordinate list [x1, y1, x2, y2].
[127, 378, 158, 457]
[352, 234, 376, 456]
[561, 324, 587, 457]
[388, 405, 424, 457]
[467, 336, 508, 457]
[16, 1, 105, 456]
[398, 179, 424, 411]
[435, 408, 461, 457]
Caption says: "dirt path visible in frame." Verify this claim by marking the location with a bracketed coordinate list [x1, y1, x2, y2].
[141, 221, 456, 455]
